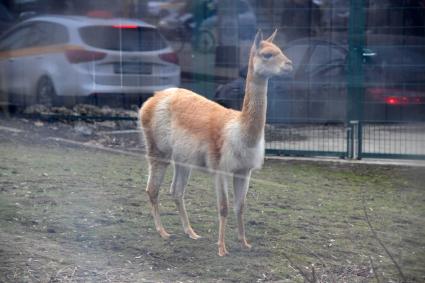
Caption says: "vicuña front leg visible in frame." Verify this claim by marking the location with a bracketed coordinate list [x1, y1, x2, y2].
[233, 169, 252, 249]
[146, 159, 171, 239]
[215, 173, 229, 256]
[171, 164, 201, 239]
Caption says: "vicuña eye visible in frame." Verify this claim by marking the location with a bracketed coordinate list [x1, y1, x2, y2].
[262, 53, 273, 59]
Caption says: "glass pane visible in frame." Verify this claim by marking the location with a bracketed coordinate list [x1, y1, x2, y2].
[79, 26, 168, 51]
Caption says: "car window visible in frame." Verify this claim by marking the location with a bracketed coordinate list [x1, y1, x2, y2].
[312, 63, 345, 78]
[367, 45, 425, 84]
[79, 26, 168, 51]
[283, 44, 309, 72]
[0, 26, 31, 51]
[306, 44, 346, 74]
[27, 22, 69, 47]
[370, 46, 425, 66]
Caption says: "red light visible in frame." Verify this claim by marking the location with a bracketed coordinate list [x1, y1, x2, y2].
[65, 49, 106, 63]
[159, 52, 179, 65]
[386, 96, 399, 105]
[113, 24, 138, 29]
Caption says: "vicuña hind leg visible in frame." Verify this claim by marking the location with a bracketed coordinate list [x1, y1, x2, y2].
[171, 164, 201, 239]
[146, 159, 170, 239]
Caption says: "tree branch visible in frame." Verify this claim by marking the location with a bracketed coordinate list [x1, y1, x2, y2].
[362, 194, 406, 282]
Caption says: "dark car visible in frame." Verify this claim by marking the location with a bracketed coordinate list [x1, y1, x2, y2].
[214, 36, 425, 123]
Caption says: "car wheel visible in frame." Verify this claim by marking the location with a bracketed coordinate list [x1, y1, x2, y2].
[36, 76, 56, 106]
[195, 30, 215, 53]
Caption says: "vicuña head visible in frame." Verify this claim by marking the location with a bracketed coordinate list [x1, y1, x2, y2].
[250, 29, 293, 78]
[240, 29, 293, 146]
[139, 29, 292, 257]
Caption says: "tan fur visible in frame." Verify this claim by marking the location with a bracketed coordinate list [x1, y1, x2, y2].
[139, 93, 160, 155]
[168, 89, 239, 165]
[142, 88, 239, 166]
[139, 30, 292, 256]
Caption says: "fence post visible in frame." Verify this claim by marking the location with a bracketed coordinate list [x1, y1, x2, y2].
[357, 121, 363, 159]
[347, 123, 353, 159]
[347, 1, 365, 125]
[349, 120, 363, 160]
[347, 0, 365, 159]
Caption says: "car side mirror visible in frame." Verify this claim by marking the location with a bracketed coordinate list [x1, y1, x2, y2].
[362, 48, 376, 63]
[362, 48, 377, 57]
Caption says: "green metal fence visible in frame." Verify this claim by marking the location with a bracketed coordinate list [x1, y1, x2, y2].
[265, 123, 348, 158]
[359, 122, 425, 159]
[262, 0, 425, 160]
[265, 122, 425, 160]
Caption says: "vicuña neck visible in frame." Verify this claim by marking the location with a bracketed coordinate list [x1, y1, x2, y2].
[240, 66, 269, 146]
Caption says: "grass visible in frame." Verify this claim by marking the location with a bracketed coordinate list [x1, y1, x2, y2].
[0, 140, 424, 282]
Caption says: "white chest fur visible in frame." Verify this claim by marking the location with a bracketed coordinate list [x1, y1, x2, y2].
[220, 121, 265, 172]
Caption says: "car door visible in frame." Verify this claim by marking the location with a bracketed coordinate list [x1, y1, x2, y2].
[16, 22, 47, 97]
[0, 25, 32, 97]
[23, 21, 66, 97]
[302, 43, 347, 122]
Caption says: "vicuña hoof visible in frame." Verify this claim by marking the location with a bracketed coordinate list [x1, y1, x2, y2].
[186, 228, 201, 240]
[240, 238, 252, 249]
[218, 244, 229, 256]
[158, 228, 171, 239]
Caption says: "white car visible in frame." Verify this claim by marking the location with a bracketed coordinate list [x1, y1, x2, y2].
[0, 15, 181, 106]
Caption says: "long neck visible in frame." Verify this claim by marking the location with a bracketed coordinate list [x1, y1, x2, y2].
[240, 56, 269, 146]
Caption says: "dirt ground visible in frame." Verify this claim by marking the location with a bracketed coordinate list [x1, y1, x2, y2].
[0, 116, 424, 282]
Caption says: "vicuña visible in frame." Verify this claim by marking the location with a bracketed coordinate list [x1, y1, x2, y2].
[139, 30, 293, 256]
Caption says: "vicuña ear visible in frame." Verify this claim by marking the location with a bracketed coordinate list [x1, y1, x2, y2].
[254, 29, 263, 50]
[265, 29, 278, 42]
